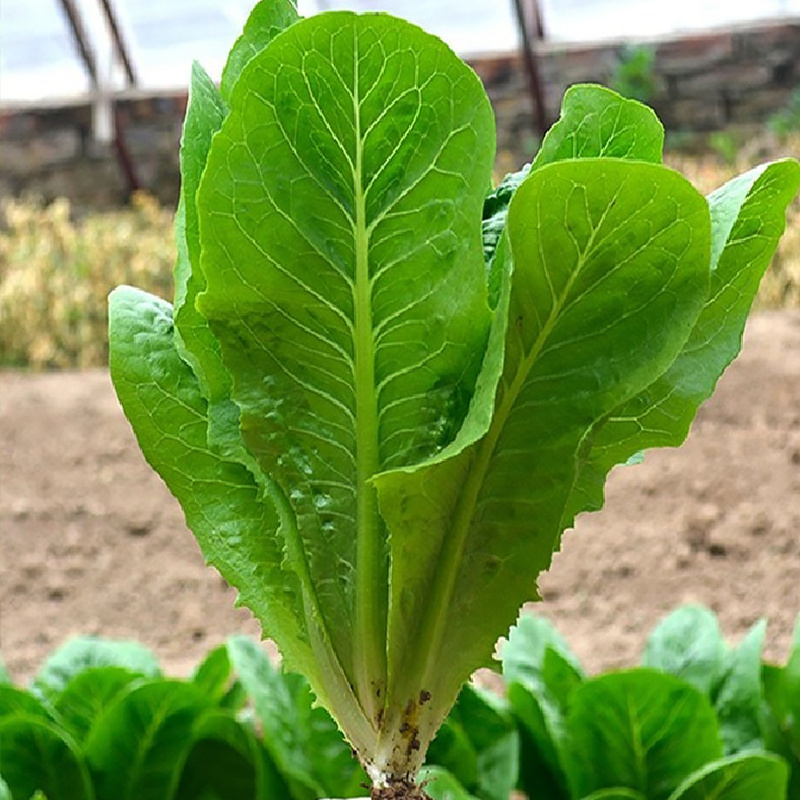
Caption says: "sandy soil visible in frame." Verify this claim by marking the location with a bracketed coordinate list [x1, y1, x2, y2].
[2, 311, 800, 684]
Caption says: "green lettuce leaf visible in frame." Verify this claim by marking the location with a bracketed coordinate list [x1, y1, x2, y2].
[420, 766, 480, 800]
[195, 11, 495, 736]
[174, 1, 298, 461]
[31, 636, 160, 703]
[564, 670, 722, 800]
[642, 605, 726, 694]
[176, 710, 290, 800]
[761, 627, 800, 797]
[219, 0, 300, 103]
[173, 63, 252, 465]
[0, 657, 10, 686]
[532, 82, 664, 168]
[375, 156, 710, 760]
[84, 680, 207, 799]
[426, 684, 518, 800]
[510, 674, 577, 800]
[190, 644, 235, 705]
[53, 667, 144, 744]
[565, 159, 800, 521]
[172, 61, 226, 399]
[502, 616, 583, 800]
[713, 620, 767, 755]
[783, 612, 800, 701]
[226, 636, 366, 799]
[0, 715, 93, 800]
[107, 8, 800, 785]
[108, 287, 356, 721]
[642, 607, 767, 755]
[0, 686, 51, 721]
[667, 753, 788, 800]
[482, 83, 664, 297]
[501, 614, 583, 688]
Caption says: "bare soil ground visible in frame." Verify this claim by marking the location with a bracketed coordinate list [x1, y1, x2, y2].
[2, 311, 800, 684]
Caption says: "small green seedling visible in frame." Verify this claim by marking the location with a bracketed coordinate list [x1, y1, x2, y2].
[109, 2, 799, 796]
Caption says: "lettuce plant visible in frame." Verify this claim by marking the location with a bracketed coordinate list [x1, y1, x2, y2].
[501, 609, 791, 800]
[108, 1, 799, 795]
[4, 610, 798, 799]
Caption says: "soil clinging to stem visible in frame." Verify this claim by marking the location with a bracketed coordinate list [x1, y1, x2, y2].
[371, 776, 430, 800]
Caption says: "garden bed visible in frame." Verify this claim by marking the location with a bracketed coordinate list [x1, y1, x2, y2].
[2, 310, 799, 684]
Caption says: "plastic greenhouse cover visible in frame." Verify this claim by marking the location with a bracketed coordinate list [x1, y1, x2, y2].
[2, 0, 799, 105]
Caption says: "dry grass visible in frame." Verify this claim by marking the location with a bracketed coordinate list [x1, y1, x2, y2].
[2, 135, 799, 369]
[665, 131, 800, 309]
[0, 194, 174, 369]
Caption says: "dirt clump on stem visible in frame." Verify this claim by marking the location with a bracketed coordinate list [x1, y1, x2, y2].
[371, 776, 430, 800]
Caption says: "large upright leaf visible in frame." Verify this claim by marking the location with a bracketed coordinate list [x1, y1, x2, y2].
[196, 11, 495, 728]
[173, 66, 253, 465]
[179, 0, 299, 293]
[565, 159, 800, 520]
[375, 157, 710, 760]
[172, 62, 227, 402]
[174, 2, 298, 458]
[108, 8, 800, 787]
[219, 0, 300, 103]
[108, 288, 357, 725]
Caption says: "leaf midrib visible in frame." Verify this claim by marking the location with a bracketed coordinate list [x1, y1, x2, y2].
[351, 34, 387, 725]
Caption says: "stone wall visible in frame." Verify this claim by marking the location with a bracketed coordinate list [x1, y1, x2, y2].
[474, 18, 800, 161]
[2, 18, 799, 209]
[0, 93, 187, 211]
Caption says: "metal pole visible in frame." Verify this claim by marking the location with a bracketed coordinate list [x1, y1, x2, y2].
[97, 0, 141, 195]
[57, 0, 140, 196]
[57, 0, 99, 86]
[511, 0, 549, 137]
[97, 0, 137, 86]
[112, 104, 140, 198]
[528, 0, 545, 40]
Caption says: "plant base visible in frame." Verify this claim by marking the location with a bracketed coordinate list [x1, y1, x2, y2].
[371, 776, 431, 800]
